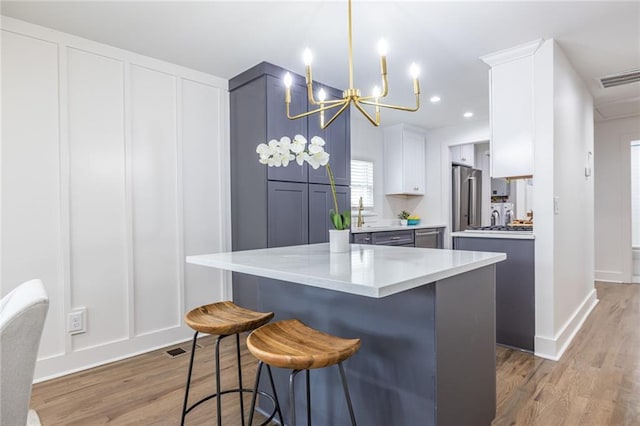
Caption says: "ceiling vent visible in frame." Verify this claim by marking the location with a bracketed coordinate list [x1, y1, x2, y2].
[599, 68, 640, 88]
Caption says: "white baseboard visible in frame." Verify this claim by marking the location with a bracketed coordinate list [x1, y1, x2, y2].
[633, 276, 640, 284]
[534, 288, 599, 361]
[34, 326, 193, 382]
[594, 270, 625, 283]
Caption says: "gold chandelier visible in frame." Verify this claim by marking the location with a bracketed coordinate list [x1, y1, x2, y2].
[283, 0, 421, 129]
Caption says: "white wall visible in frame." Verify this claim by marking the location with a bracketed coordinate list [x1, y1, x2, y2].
[594, 116, 640, 283]
[427, 121, 490, 246]
[532, 40, 597, 360]
[351, 114, 455, 227]
[1, 17, 230, 380]
[551, 41, 596, 344]
[351, 114, 407, 223]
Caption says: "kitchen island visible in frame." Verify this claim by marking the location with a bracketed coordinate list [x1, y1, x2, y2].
[187, 243, 506, 425]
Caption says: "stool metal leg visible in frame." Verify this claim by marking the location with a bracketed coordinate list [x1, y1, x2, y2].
[181, 331, 199, 426]
[235, 334, 245, 426]
[248, 362, 284, 426]
[248, 361, 263, 426]
[266, 365, 284, 425]
[338, 362, 357, 426]
[306, 370, 311, 426]
[215, 335, 224, 426]
[289, 369, 303, 426]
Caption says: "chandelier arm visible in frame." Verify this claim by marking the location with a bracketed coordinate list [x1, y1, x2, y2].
[347, 0, 354, 90]
[286, 99, 349, 121]
[309, 98, 347, 106]
[353, 100, 380, 127]
[321, 101, 352, 129]
[359, 95, 421, 112]
[306, 73, 318, 105]
[380, 72, 389, 98]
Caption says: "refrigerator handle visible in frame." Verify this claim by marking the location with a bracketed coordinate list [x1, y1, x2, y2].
[452, 169, 461, 231]
[469, 176, 477, 226]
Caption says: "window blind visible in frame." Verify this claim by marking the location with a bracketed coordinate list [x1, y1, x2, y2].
[632, 141, 640, 248]
[351, 160, 374, 208]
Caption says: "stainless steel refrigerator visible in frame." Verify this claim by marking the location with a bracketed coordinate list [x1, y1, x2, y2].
[452, 165, 482, 232]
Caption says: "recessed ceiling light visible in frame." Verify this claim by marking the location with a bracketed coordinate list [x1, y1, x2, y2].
[430, 95, 441, 103]
[463, 111, 474, 118]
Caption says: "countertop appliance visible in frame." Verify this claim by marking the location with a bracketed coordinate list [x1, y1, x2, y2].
[452, 165, 482, 232]
[490, 202, 514, 226]
[415, 228, 444, 248]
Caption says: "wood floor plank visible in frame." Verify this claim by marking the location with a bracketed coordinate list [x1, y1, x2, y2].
[31, 282, 640, 425]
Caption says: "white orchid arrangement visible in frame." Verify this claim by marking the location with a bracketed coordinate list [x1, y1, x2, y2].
[257, 135, 351, 231]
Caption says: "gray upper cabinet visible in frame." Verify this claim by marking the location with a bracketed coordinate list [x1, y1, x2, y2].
[266, 75, 308, 183]
[309, 184, 350, 244]
[230, 62, 351, 310]
[268, 181, 309, 247]
[308, 86, 351, 186]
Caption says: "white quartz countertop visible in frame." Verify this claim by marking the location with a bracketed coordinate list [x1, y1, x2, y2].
[451, 231, 535, 240]
[351, 223, 447, 234]
[186, 243, 506, 298]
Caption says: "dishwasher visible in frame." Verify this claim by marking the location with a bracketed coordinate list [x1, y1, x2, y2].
[414, 228, 443, 249]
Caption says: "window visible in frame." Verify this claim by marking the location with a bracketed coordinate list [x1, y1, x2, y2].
[632, 141, 640, 248]
[351, 160, 374, 209]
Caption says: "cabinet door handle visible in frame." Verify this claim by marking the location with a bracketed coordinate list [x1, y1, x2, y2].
[416, 231, 439, 236]
[362, 238, 371, 241]
[390, 236, 401, 240]
[413, 186, 419, 191]
[461, 157, 466, 162]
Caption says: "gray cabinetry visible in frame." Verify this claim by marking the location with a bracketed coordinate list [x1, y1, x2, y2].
[309, 184, 350, 244]
[352, 227, 445, 248]
[308, 86, 350, 186]
[352, 233, 372, 244]
[372, 230, 415, 246]
[230, 62, 350, 309]
[268, 181, 309, 247]
[266, 75, 308, 183]
[453, 236, 535, 351]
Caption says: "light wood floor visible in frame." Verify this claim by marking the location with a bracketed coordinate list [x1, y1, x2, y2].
[31, 282, 640, 425]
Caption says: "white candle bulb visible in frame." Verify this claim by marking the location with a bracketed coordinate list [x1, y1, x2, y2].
[372, 85, 381, 98]
[318, 88, 327, 102]
[409, 63, 420, 79]
[303, 48, 313, 66]
[377, 39, 389, 56]
[283, 72, 292, 88]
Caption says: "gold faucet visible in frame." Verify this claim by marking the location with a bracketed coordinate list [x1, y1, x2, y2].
[357, 197, 365, 228]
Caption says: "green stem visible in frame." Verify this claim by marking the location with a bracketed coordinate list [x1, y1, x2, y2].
[326, 163, 340, 216]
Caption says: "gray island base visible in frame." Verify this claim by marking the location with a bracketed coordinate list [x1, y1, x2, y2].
[186, 244, 505, 425]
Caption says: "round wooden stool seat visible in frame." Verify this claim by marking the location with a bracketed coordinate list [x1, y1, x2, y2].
[184, 301, 274, 336]
[247, 319, 361, 370]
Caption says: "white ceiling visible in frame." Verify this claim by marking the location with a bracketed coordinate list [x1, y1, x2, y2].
[2, 1, 639, 129]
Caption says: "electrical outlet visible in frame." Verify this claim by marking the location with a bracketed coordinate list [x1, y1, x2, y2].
[68, 308, 86, 334]
[554, 196, 560, 215]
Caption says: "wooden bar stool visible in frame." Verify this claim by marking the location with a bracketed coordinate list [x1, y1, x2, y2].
[247, 319, 361, 426]
[181, 301, 283, 426]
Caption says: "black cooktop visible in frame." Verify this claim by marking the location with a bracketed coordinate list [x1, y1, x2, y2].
[468, 225, 533, 232]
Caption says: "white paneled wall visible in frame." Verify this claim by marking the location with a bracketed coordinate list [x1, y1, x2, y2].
[67, 47, 128, 351]
[130, 65, 181, 336]
[1, 17, 230, 380]
[1, 30, 65, 360]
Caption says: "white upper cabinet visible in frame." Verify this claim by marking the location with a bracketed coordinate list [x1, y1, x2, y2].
[451, 143, 475, 168]
[482, 39, 542, 178]
[383, 124, 426, 195]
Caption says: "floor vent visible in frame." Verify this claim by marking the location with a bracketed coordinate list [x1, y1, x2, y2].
[599, 68, 640, 88]
[165, 347, 188, 358]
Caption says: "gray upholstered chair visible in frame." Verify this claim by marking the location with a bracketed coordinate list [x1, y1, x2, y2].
[0, 279, 49, 426]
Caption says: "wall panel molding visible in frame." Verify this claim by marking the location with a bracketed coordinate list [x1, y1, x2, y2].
[1, 16, 230, 381]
